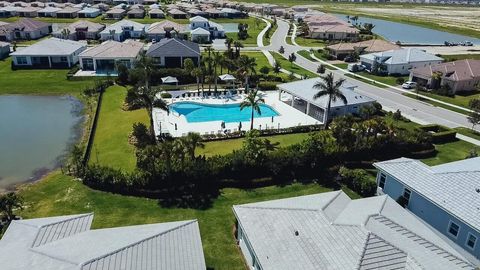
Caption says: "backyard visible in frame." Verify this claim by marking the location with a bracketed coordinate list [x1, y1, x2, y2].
[271, 52, 318, 78]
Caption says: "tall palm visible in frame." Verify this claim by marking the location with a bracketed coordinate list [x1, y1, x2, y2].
[233, 40, 243, 58]
[181, 132, 205, 160]
[240, 89, 265, 130]
[131, 84, 167, 139]
[134, 52, 155, 90]
[238, 56, 257, 93]
[313, 73, 347, 129]
[212, 51, 223, 93]
[191, 67, 202, 94]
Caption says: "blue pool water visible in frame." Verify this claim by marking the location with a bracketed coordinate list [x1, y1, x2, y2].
[170, 102, 279, 123]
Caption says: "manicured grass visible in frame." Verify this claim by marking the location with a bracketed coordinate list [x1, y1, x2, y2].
[297, 50, 317, 61]
[271, 52, 318, 78]
[454, 127, 480, 141]
[440, 54, 480, 62]
[345, 73, 389, 88]
[422, 139, 477, 166]
[225, 17, 266, 46]
[312, 50, 329, 61]
[262, 20, 277, 46]
[294, 36, 327, 47]
[89, 85, 148, 171]
[355, 71, 407, 86]
[333, 63, 348, 69]
[18, 171, 336, 270]
[403, 93, 469, 115]
[0, 58, 94, 95]
[411, 90, 480, 110]
[198, 133, 311, 157]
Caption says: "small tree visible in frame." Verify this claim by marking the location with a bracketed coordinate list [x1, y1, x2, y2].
[259, 66, 270, 75]
[0, 193, 23, 223]
[116, 63, 129, 85]
[278, 46, 285, 54]
[467, 99, 480, 131]
[273, 61, 281, 75]
[317, 64, 326, 74]
[288, 53, 296, 67]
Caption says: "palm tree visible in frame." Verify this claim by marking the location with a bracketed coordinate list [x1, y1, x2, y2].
[61, 28, 71, 39]
[134, 52, 155, 90]
[212, 51, 223, 93]
[313, 73, 347, 129]
[233, 40, 243, 58]
[238, 55, 257, 93]
[240, 89, 265, 130]
[181, 132, 205, 160]
[191, 67, 202, 94]
[273, 61, 281, 75]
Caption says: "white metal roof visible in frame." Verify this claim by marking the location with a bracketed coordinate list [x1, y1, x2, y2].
[233, 191, 475, 270]
[100, 19, 145, 34]
[374, 157, 480, 232]
[10, 37, 86, 56]
[0, 213, 206, 270]
[361, 48, 443, 65]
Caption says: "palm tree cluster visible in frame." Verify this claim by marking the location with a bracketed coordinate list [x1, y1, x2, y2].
[312, 73, 347, 129]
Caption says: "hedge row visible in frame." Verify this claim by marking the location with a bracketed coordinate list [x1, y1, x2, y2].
[417, 124, 457, 144]
[338, 167, 377, 197]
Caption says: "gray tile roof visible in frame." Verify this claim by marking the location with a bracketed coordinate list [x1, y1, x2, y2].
[80, 40, 143, 59]
[146, 38, 200, 58]
[233, 191, 475, 270]
[100, 19, 144, 34]
[10, 37, 86, 56]
[3, 18, 50, 32]
[361, 48, 443, 65]
[374, 157, 480, 232]
[0, 213, 206, 270]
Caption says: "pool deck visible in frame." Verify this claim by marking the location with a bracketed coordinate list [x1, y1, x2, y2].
[153, 91, 320, 137]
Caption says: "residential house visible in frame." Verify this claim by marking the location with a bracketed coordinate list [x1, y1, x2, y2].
[0, 18, 51, 41]
[127, 7, 144, 18]
[220, 7, 244, 18]
[37, 6, 61, 17]
[146, 38, 200, 68]
[304, 13, 359, 41]
[326, 39, 400, 60]
[92, 3, 110, 12]
[277, 78, 375, 123]
[146, 20, 187, 41]
[409, 59, 480, 93]
[189, 15, 225, 42]
[11, 37, 86, 68]
[105, 8, 126, 19]
[0, 6, 21, 18]
[149, 8, 165, 18]
[360, 48, 444, 75]
[53, 20, 105, 40]
[55, 7, 80, 18]
[205, 8, 221, 18]
[99, 19, 145, 41]
[169, 8, 187, 19]
[188, 8, 207, 17]
[78, 7, 101, 18]
[190, 27, 210, 43]
[234, 191, 476, 270]
[0, 213, 206, 270]
[0, 41, 9, 59]
[374, 157, 480, 261]
[17, 6, 40, 17]
[79, 40, 144, 74]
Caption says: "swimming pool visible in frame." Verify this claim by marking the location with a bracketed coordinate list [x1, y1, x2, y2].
[170, 102, 279, 123]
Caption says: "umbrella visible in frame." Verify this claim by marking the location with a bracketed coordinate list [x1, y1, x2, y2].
[218, 74, 236, 81]
[161, 76, 179, 85]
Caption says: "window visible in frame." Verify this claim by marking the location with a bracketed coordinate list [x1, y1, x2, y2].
[16, 56, 27, 65]
[448, 221, 460, 238]
[379, 173, 386, 189]
[60, 57, 67, 62]
[403, 188, 411, 205]
[466, 233, 477, 249]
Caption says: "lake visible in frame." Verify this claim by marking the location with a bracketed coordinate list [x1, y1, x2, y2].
[0, 95, 83, 191]
[334, 14, 480, 45]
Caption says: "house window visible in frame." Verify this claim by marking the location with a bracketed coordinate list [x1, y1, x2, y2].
[403, 188, 411, 205]
[16, 56, 27, 65]
[447, 221, 460, 238]
[379, 173, 386, 189]
[466, 233, 477, 249]
[60, 57, 67, 62]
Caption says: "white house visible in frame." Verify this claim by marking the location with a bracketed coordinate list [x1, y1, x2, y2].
[234, 191, 477, 270]
[99, 19, 145, 41]
[0, 41, 9, 59]
[0, 213, 207, 270]
[78, 7, 101, 18]
[360, 48, 444, 75]
[37, 6, 60, 17]
[189, 15, 225, 41]
[11, 37, 86, 68]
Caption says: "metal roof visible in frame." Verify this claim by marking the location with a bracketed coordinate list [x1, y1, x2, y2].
[0, 214, 206, 270]
[79, 40, 143, 59]
[10, 37, 86, 56]
[361, 48, 443, 65]
[146, 38, 200, 58]
[233, 191, 475, 270]
[374, 157, 480, 232]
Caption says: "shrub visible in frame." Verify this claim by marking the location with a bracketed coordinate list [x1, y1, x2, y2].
[338, 167, 377, 197]
[160, 92, 172, 98]
[417, 124, 457, 143]
[257, 81, 278, 90]
[395, 77, 405, 85]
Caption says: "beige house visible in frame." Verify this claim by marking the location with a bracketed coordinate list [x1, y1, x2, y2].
[304, 13, 359, 41]
[326, 39, 400, 60]
[53, 20, 105, 40]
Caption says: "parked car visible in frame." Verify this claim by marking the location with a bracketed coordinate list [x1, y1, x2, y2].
[462, 41, 473, 46]
[402, 81, 417, 89]
[347, 63, 365, 72]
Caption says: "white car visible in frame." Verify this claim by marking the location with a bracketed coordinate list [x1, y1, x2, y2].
[402, 81, 417, 89]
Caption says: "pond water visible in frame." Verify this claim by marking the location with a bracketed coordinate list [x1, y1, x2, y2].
[0, 95, 83, 191]
[221, 23, 239, 33]
[334, 14, 480, 45]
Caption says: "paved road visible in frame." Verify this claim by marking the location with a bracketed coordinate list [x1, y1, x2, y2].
[261, 19, 480, 133]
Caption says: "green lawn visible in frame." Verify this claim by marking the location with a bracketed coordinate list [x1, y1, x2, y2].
[271, 52, 318, 78]
[422, 140, 477, 166]
[297, 50, 317, 62]
[225, 17, 266, 46]
[410, 90, 480, 110]
[345, 73, 389, 88]
[89, 85, 148, 171]
[454, 127, 480, 141]
[333, 63, 349, 69]
[294, 36, 327, 47]
[403, 93, 469, 115]
[355, 71, 407, 87]
[199, 133, 311, 157]
[262, 20, 278, 46]
[440, 54, 480, 62]
[0, 58, 94, 95]
[18, 171, 337, 270]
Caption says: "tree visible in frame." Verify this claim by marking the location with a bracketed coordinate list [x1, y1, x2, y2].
[181, 132, 205, 160]
[67, 145, 85, 177]
[212, 51, 223, 93]
[468, 99, 480, 130]
[279, 46, 285, 54]
[61, 28, 71, 39]
[259, 66, 270, 75]
[240, 89, 265, 130]
[191, 67, 203, 94]
[273, 61, 281, 75]
[183, 58, 195, 74]
[288, 53, 296, 67]
[0, 193, 23, 223]
[317, 64, 326, 74]
[312, 73, 347, 129]
[233, 40, 243, 58]
[238, 55, 257, 93]
[116, 63, 129, 85]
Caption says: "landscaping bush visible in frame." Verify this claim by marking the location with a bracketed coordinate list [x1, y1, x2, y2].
[257, 81, 279, 90]
[160, 92, 172, 98]
[396, 77, 405, 85]
[417, 124, 457, 143]
[338, 167, 377, 197]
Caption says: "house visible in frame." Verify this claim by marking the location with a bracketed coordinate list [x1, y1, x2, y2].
[191, 27, 210, 43]
[37, 6, 61, 17]
[105, 8, 126, 19]
[99, 19, 145, 41]
[0, 41, 9, 59]
[360, 48, 444, 75]
[146, 38, 200, 68]
[17, 6, 40, 17]
[233, 191, 476, 270]
[326, 39, 400, 60]
[169, 8, 187, 19]
[205, 8, 222, 18]
[78, 7, 101, 18]
[374, 157, 480, 261]
[0, 6, 21, 18]
[53, 20, 105, 40]
[188, 8, 207, 17]
[149, 8, 165, 18]
[0, 18, 51, 41]
[0, 213, 206, 270]
[277, 78, 375, 123]
[409, 59, 480, 93]
[127, 7, 144, 18]
[220, 7, 244, 18]
[92, 3, 109, 12]
[146, 20, 187, 41]
[189, 15, 225, 41]
[11, 37, 86, 68]
[304, 13, 359, 41]
[79, 40, 144, 74]
[55, 7, 80, 18]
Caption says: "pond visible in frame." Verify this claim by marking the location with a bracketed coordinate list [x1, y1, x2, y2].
[221, 23, 239, 33]
[0, 95, 83, 191]
[334, 14, 480, 45]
